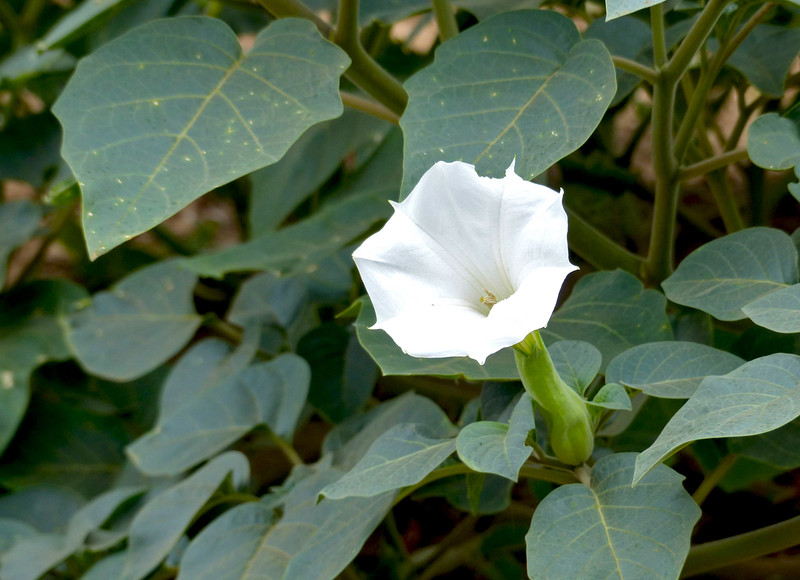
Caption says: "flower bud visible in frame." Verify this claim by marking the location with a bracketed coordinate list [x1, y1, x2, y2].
[515, 331, 594, 465]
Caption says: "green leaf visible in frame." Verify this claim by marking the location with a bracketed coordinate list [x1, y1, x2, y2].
[176, 501, 279, 580]
[357, 0, 543, 24]
[0, 280, 86, 453]
[400, 10, 615, 196]
[526, 453, 700, 579]
[748, 112, 800, 171]
[228, 271, 309, 329]
[128, 341, 309, 475]
[121, 452, 249, 580]
[605, 0, 665, 21]
[0, 486, 85, 533]
[0, 399, 130, 497]
[298, 323, 378, 423]
[634, 354, 800, 484]
[583, 16, 652, 105]
[662, 227, 798, 321]
[548, 340, 602, 395]
[185, 189, 390, 278]
[352, 296, 519, 380]
[178, 463, 395, 580]
[543, 270, 673, 371]
[742, 283, 800, 333]
[606, 341, 745, 399]
[53, 16, 350, 258]
[323, 392, 456, 471]
[68, 260, 201, 381]
[456, 394, 534, 480]
[0, 201, 41, 287]
[729, 417, 800, 470]
[321, 423, 456, 499]
[248, 109, 390, 236]
[588, 383, 631, 411]
[0, 487, 144, 580]
[38, 0, 135, 50]
[725, 25, 800, 98]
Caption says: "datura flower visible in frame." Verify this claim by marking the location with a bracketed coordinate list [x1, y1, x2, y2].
[353, 160, 577, 365]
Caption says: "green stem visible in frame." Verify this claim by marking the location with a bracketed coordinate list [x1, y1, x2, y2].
[663, 0, 732, 82]
[565, 205, 644, 275]
[431, 0, 459, 42]
[335, 0, 408, 115]
[266, 429, 304, 466]
[0, 1, 21, 49]
[202, 315, 276, 361]
[678, 148, 749, 181]
[691, 454, 737, 506]
[340, 91, 399, 124]
[12, 200, 77, 289]
[672, 0, 757, 163]
[650, 5, 667, 68]
[693, 131, 745, 231]
[644, 73, 679, 283]
[682, 513, 800, 577]
[612, 56, 659, 84]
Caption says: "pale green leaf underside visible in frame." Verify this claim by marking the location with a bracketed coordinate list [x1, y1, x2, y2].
[67, 260, 201, 381]
[53, 16, 349, 258]
[606, 341, 745, 399]
[122, 452, 249, 580]
[526, 453, 699, 580]
[605, 0, 666, 21]
[400, 10, 615, 196]
[662, 227, 798, 321]
[634, 354, 800, 484]
[748, 113, 800, 171]
[456, 394, 534, 480]
[742, 283, 800, 333]
[548, 340, 602, 394]
[321, 423, 456, 499]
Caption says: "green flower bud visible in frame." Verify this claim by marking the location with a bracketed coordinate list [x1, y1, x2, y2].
[514, 331, 594, 465]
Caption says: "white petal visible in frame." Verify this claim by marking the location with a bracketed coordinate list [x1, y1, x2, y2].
[352, 159, 577, 364]
[396, 161, 514, 298]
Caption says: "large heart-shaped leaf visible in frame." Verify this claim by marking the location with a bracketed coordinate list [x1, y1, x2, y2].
[606, 341, 744, 399]
[456, 394, 534, 480]
[67, 260, 201, 381]
[634, 354, 800, 483]
[400, 10, 615, 196]
[662, 227, 798, 321]
[526, 453, 699, 579]
[53, 16, 349, 257]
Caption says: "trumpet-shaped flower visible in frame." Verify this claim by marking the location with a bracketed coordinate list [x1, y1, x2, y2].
[353, 160, 577, 365]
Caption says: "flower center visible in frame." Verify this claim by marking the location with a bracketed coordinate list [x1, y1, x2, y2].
[480, 289, 498, 310]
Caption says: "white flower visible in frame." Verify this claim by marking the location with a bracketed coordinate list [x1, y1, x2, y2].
[353, 160, 577, 365]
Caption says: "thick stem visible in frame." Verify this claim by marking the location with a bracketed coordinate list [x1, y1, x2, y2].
[335, 0, 408, 115]
[650, 5, 667, 68]
[644, 74, 679, 283]
[431, 0, 459, 42]
[682, 514, 800, 577]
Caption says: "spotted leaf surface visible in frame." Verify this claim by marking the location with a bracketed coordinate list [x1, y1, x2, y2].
[53, 17, 349, 258]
